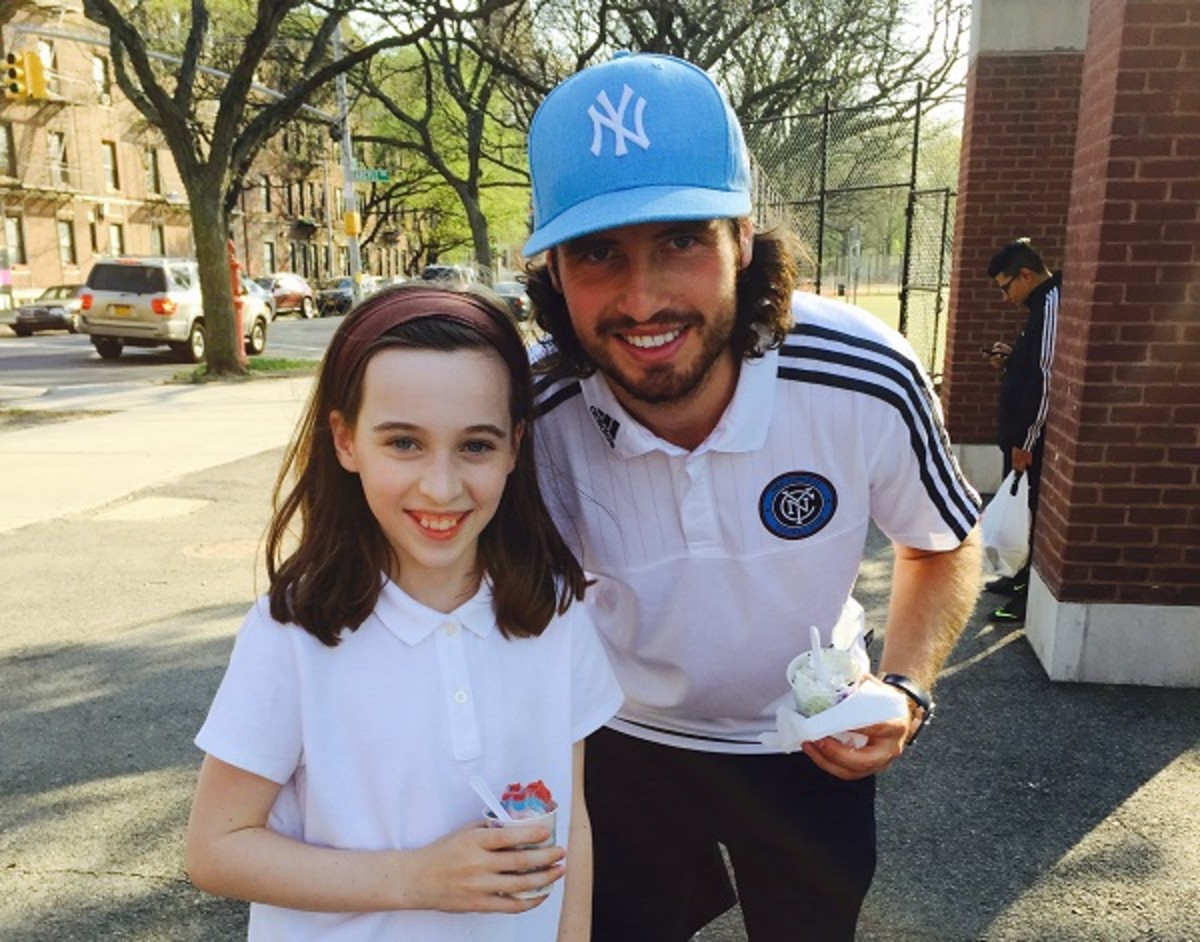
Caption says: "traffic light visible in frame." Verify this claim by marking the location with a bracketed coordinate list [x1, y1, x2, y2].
[24, 51, 48, 100]
[4, 52, 26, 101]
[3, 51, 47, 101]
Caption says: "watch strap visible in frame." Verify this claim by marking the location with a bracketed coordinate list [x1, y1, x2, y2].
[881, 673, 935, 745]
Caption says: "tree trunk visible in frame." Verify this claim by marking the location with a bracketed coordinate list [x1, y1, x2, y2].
[464, 193, 492, 284]
[187, 173, 244, 376]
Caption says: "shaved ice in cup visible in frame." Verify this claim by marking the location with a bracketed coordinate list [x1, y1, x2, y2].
[786, 625, 870, 716]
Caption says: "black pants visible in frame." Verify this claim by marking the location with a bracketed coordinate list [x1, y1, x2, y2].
[586, 727, 877, 942]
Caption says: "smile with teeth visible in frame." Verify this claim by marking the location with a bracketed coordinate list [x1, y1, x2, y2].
[621, 328, 684, 349]
[413, 511, 466, 532]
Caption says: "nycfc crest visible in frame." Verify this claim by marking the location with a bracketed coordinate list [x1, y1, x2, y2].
[759, 472, 837, 540]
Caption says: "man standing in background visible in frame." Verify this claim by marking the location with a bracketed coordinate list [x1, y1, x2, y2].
[984, 238, 1061, 623]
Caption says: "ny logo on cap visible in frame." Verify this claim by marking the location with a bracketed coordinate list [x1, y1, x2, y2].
[588, 84, 650, 157]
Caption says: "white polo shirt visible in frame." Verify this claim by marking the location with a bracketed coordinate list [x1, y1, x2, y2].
[534, 292, 979, 753]
[196, 579, 622, 941]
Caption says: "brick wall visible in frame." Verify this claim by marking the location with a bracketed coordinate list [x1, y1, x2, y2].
[1037, 0, 1200, 606]
[942, 53, 1083, 445]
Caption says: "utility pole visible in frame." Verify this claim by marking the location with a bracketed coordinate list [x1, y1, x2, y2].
[332, 23, 362, 301]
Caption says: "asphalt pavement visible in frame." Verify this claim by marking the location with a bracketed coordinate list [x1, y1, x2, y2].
[0, 376, 1197, 941]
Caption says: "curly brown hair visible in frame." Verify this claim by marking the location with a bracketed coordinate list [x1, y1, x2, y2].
[523, 221, 801, 376]
[265, 283, 588, 647]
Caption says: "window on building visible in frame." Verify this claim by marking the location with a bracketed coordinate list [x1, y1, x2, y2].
[1, 123, 15, 178]
[57, 219, 77, 265]
[5, 215, 27, 265]
[93, 56, 111, 102]
[89, 219, 99, 252]
[150, 224, 166, 256]
[259, 175, 271, 212]
[48, 132, 68, 187]
[285, 182, 294, 216]
[145, 146, 161, 194]
[102, 141, 120, 190]
[37, 41, 59, 95]
[263, 240, 276, 273]
[108, 222, 125, 255]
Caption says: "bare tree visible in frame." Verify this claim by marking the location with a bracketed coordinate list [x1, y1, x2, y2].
[474, 0, 968, 126]
[80, 0, 512, 375]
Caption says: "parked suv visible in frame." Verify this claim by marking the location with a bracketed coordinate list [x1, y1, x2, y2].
[79, 257, 268, 362]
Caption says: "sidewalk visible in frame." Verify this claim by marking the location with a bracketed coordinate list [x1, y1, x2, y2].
[0, 377, 1197, 941]
[0, 377, 313, 533]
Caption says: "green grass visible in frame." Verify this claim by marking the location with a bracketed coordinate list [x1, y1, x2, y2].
[173, 357, 320, 384]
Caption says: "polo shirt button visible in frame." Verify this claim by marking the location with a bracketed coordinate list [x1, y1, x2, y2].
[442, 622, 458, 636]
[454, 690, 468, 704]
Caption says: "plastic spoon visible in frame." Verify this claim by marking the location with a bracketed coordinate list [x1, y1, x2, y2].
[470, 775, 514, 822]
[809, 625, 830, 686]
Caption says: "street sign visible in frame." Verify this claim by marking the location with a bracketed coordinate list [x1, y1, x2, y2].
[353, 168, 389, 183]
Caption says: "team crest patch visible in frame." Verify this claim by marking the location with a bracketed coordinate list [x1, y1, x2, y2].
[759, 472, 837, 540]
[589, 406, 620, 447]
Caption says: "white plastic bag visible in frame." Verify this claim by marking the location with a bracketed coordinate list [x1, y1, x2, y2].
[981, 471, 1031, 577]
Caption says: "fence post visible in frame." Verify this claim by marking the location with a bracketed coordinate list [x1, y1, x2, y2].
[898, 84, 923, 336]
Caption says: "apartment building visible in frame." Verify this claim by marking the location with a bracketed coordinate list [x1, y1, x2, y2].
[1, 1, 406, 310]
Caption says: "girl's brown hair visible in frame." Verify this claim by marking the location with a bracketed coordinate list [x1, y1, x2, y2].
[265, 283, 588, 647]
[524, 222, 801, 377]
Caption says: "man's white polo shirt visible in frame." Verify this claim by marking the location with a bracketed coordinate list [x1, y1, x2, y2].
[196, 579, 622, 940]
[534, 293, 979, 753]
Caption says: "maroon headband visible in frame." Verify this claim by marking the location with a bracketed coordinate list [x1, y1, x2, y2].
[329, 286, 525, 397]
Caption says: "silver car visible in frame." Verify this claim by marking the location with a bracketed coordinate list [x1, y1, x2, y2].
[80, 257, 268, 362]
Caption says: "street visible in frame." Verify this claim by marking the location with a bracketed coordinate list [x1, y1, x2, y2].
[0, 315, 340, 390]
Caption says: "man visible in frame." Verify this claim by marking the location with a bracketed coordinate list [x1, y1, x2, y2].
[984, 239, 1060, 623]
[523, 52, 982, 941]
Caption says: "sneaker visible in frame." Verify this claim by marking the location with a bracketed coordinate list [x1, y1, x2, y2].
[989, 592, 1027, 624]
[985, 569, 1029, 594]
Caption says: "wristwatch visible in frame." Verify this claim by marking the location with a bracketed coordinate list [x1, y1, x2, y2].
[881, 673, 935, 745]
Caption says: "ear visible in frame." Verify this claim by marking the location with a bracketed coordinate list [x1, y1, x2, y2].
[736, 218, 754, 270]
[329, 410, 359, 473]
[545, 251, 562, 292]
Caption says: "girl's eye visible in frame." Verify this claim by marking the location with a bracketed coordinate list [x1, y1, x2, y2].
[388, 436, 419, 452]
[463, 440, 496, 456]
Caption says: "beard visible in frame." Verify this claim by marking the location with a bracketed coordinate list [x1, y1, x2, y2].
[582, 301, 737, 406]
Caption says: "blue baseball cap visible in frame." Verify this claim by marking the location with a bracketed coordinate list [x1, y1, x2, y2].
[523, 52, 752, 256]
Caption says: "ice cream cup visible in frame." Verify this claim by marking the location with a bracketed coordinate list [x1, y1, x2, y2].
[484, 802, 558, 899]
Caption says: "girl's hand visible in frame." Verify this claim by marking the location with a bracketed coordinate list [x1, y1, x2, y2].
[398, 822, 566, 913]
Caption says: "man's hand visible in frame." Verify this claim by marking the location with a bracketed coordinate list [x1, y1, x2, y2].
[983, 341, 1011, 370]
[1011, 446, 1033, 473]
[800, 716, 911, 780]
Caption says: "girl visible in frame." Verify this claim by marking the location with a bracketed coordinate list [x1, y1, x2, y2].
[186, 284, 622, 940]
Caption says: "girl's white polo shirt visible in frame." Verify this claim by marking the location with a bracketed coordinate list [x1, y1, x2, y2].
[196, 579, 622, 941]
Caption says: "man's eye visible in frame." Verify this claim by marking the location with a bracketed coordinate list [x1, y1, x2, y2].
[388, 436, 418, 452]
[670, 235, 697, 250]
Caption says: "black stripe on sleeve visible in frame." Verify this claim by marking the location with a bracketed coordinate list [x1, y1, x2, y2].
[781, 325, 980, 538]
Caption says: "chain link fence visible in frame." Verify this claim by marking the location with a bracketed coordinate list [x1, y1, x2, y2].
[745, 90, 954, 382]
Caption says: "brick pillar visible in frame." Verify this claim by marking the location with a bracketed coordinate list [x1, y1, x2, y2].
[942, 0, 1087, 492]
[1026, 0, 1200, 686]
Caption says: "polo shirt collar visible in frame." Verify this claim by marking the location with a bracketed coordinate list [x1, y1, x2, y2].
[372, 575, 497, 645]
[579, 347, 778, 458]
